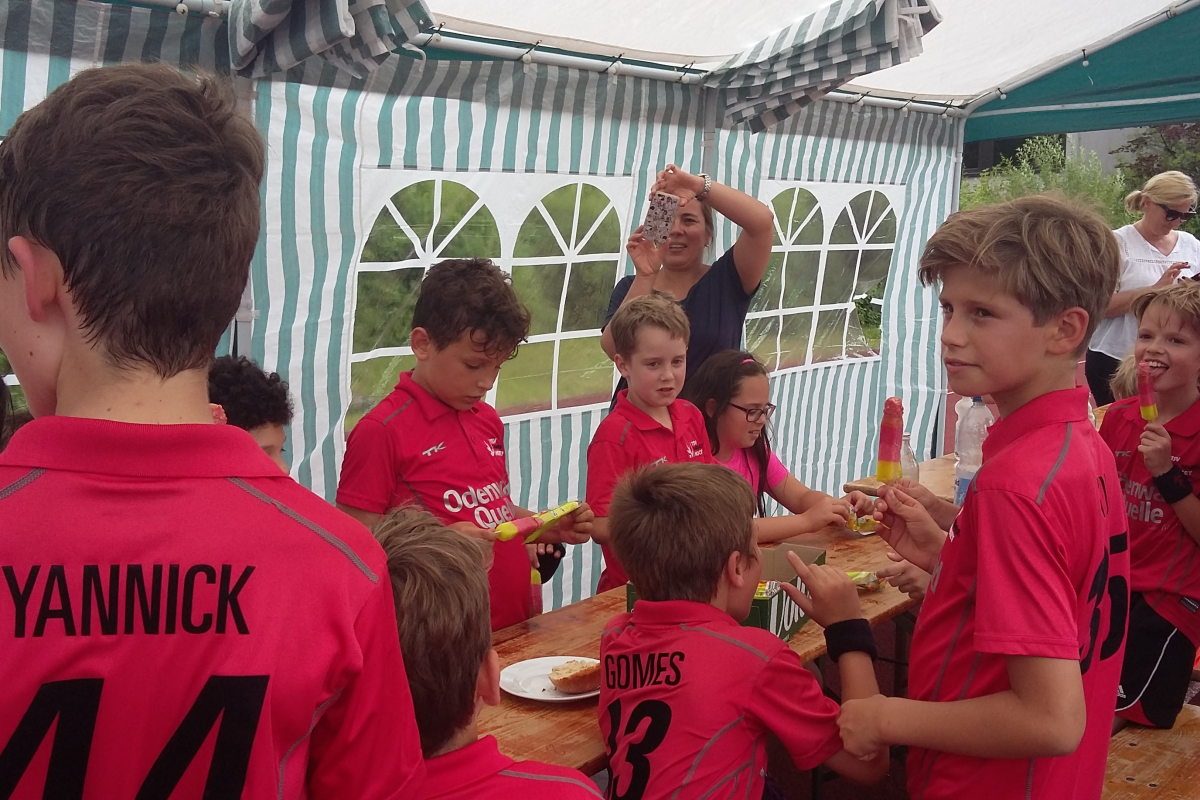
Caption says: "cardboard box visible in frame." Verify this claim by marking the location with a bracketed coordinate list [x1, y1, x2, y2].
[625, 543, 826, 641]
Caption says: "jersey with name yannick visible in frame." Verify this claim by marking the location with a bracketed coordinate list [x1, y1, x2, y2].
[586, 391, 712, 593]
[0, 416, 424, 799]
[420, 735, 601, 799]
[599, 601, 841, 800]
[1100, 396, 1200, 645]
[337, 371, 529, 631]
[906, 387, 1128, 800]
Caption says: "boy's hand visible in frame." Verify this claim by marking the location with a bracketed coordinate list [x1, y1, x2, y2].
[798, 495, 853, 532]
[874, 487, 946, 572]
[1139, 422, 1174, 477]
[626, 227, 664, 278]
[535, 542, 563, 559]
[549, 502, 594, 545]
[892, 478, 936, 511]
[780, 551, 863, 627]
[844, 490, 875, 516]
[837, 695, 890, 758]
[448, 520, 498, 543]
[876, 551, 930, 601]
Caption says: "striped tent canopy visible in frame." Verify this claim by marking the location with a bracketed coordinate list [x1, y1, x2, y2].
[229, 0, 433, 78]
[704, 0, 941, 132]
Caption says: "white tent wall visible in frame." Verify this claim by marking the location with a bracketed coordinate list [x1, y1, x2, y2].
[1, 0, 958, 610]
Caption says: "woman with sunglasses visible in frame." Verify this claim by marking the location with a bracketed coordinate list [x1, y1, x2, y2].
[1087, 171, 1200, 405]
[682, 349, 873, 542]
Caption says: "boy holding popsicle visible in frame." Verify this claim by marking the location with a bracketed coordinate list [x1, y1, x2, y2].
[336, 258, 593, 630]
[842, 195, 1129, 800]
[1100, 280, 1200, 730]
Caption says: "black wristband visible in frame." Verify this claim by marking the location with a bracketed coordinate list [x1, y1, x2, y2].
[824, 618, 877, 662]
[1153, 465, 1193, 505]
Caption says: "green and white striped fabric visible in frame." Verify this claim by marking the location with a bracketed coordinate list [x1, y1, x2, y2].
[228, 0, 432, 78]
[0, 0, 960, 611]
[704, 0, 940, 132]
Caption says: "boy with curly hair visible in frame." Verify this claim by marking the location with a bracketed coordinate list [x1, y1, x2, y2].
[208, 354, 294, 472]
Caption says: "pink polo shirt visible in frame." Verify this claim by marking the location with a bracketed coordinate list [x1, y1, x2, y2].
[420, 736, 600, 799]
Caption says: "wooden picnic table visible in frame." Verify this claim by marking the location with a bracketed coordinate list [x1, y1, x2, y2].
[479, 526, 917, 775]
[842, 454, 956, 503]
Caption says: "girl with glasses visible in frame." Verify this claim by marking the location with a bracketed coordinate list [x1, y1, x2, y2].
[1088, 170, 1200, 405]
[682, 349, 873, 543]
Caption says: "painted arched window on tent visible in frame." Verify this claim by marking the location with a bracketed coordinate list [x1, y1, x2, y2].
[498, 182, 622, 416]
[745, 187, 824, 370]
[348, 179, 500, 433]
[818, 190, 895, 362]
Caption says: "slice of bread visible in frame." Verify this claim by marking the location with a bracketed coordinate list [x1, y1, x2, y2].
[548, 659, 601, 694]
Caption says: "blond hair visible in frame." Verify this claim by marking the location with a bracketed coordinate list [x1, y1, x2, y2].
[1109, 354, 1138, 402]
[1124, 171, 1197, 215]
[918, 194, 1120, 354]
[609, 462, 756, 603]
[609, 291, 690, 359]
[374, 506, 492, 757]
[1131, 279, 1200, 336]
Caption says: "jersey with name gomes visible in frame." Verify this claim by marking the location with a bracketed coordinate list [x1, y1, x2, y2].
[599, 601, 842, 800]
[586, 392, 713, 593]
[906, 389, 1128, 800]
[337, 371, 528, 630]
[1100, 397, 1200, 645]
[0, 417, 423, 799]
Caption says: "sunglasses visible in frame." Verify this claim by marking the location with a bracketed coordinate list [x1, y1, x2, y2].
[728, 402, 777, 423]
[1157, 202, 1197, 223]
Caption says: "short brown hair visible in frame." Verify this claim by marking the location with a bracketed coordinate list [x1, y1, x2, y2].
[918, 194, 1120, 354]
[609, 462, 756, 602]
[374, 506, 492, 757]
[1131, 279, 1200, 336]
[608, 291, 690, 359]
[0, 63, 264, 377]
[412, 258, 531, 360]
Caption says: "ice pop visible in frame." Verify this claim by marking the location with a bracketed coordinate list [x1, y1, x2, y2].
[495, 500, 580, 543]
[1137, 361, 1158, 422]
[876, 397, 904, 484]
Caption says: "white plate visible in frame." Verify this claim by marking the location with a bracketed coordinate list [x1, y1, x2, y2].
[500, 656, 600, 703]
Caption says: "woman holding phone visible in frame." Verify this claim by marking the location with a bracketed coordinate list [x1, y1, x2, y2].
[599, 165, 774, 392]
[1087, 171, 1200, 405]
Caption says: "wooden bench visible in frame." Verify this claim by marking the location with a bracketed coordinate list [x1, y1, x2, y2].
[1104, 704, 1200, 798]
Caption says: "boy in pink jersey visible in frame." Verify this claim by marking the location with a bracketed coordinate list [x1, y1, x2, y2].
[587, 293, 712, 592]
[0, 64, 423, 797]
[375, 506, 602, 799]
[600, 462, 888, 800]
[336, 258, 593, 630]
[841, 196, 1129, 800]
[1099, 281, 1200, 729]
[208, 354, 294, 473]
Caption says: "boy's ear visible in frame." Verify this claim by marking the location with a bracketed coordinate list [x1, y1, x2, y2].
[724, 551, 747, 590]
[477, 648, 502, 708]
[1046, 307, 1089, 356]
[8, 236, 66, 323]
[410, 327, 433, 361]
[614, 353, 631, 379]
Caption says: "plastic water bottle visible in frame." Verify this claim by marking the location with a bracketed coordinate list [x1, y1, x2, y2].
[901, 433, 920, 482]
[954, 397, 993, 506]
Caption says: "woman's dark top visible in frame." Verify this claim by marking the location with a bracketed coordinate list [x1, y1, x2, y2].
[603, 246, 757, 397]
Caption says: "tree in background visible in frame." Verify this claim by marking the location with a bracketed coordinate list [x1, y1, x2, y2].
[1112, 123, 1200, 237]
[960, 135, 1135, 228]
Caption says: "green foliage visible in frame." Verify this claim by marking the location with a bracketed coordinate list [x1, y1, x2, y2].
[960, 136, 1136, 229]
[1112, 124, 1200, 237]
[0, 350, 26, 414]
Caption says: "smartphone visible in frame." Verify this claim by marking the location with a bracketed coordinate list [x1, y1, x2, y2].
[642, 191, 681, 245]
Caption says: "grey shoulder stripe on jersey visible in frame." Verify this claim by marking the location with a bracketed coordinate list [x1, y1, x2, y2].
[0, 467, 46, 502]
[228, 478, 378, 583]
[930, 579, 976, 701]
[619, 421, 633, 446]
[679, 624, 769, 662]
[1036, 422, 1073, 507]
[278, 688, 341, 800]
[496, 770, 603, 798]
[382, 397, 413, 426]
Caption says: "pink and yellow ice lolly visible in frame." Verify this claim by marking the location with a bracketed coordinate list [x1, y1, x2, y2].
[876, 396, 904, 484]
[495, 500, 580, 543]
[1137, 361, 1158, 422]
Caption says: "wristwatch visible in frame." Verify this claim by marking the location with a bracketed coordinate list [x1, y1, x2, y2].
[696, 173, 712, 201]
